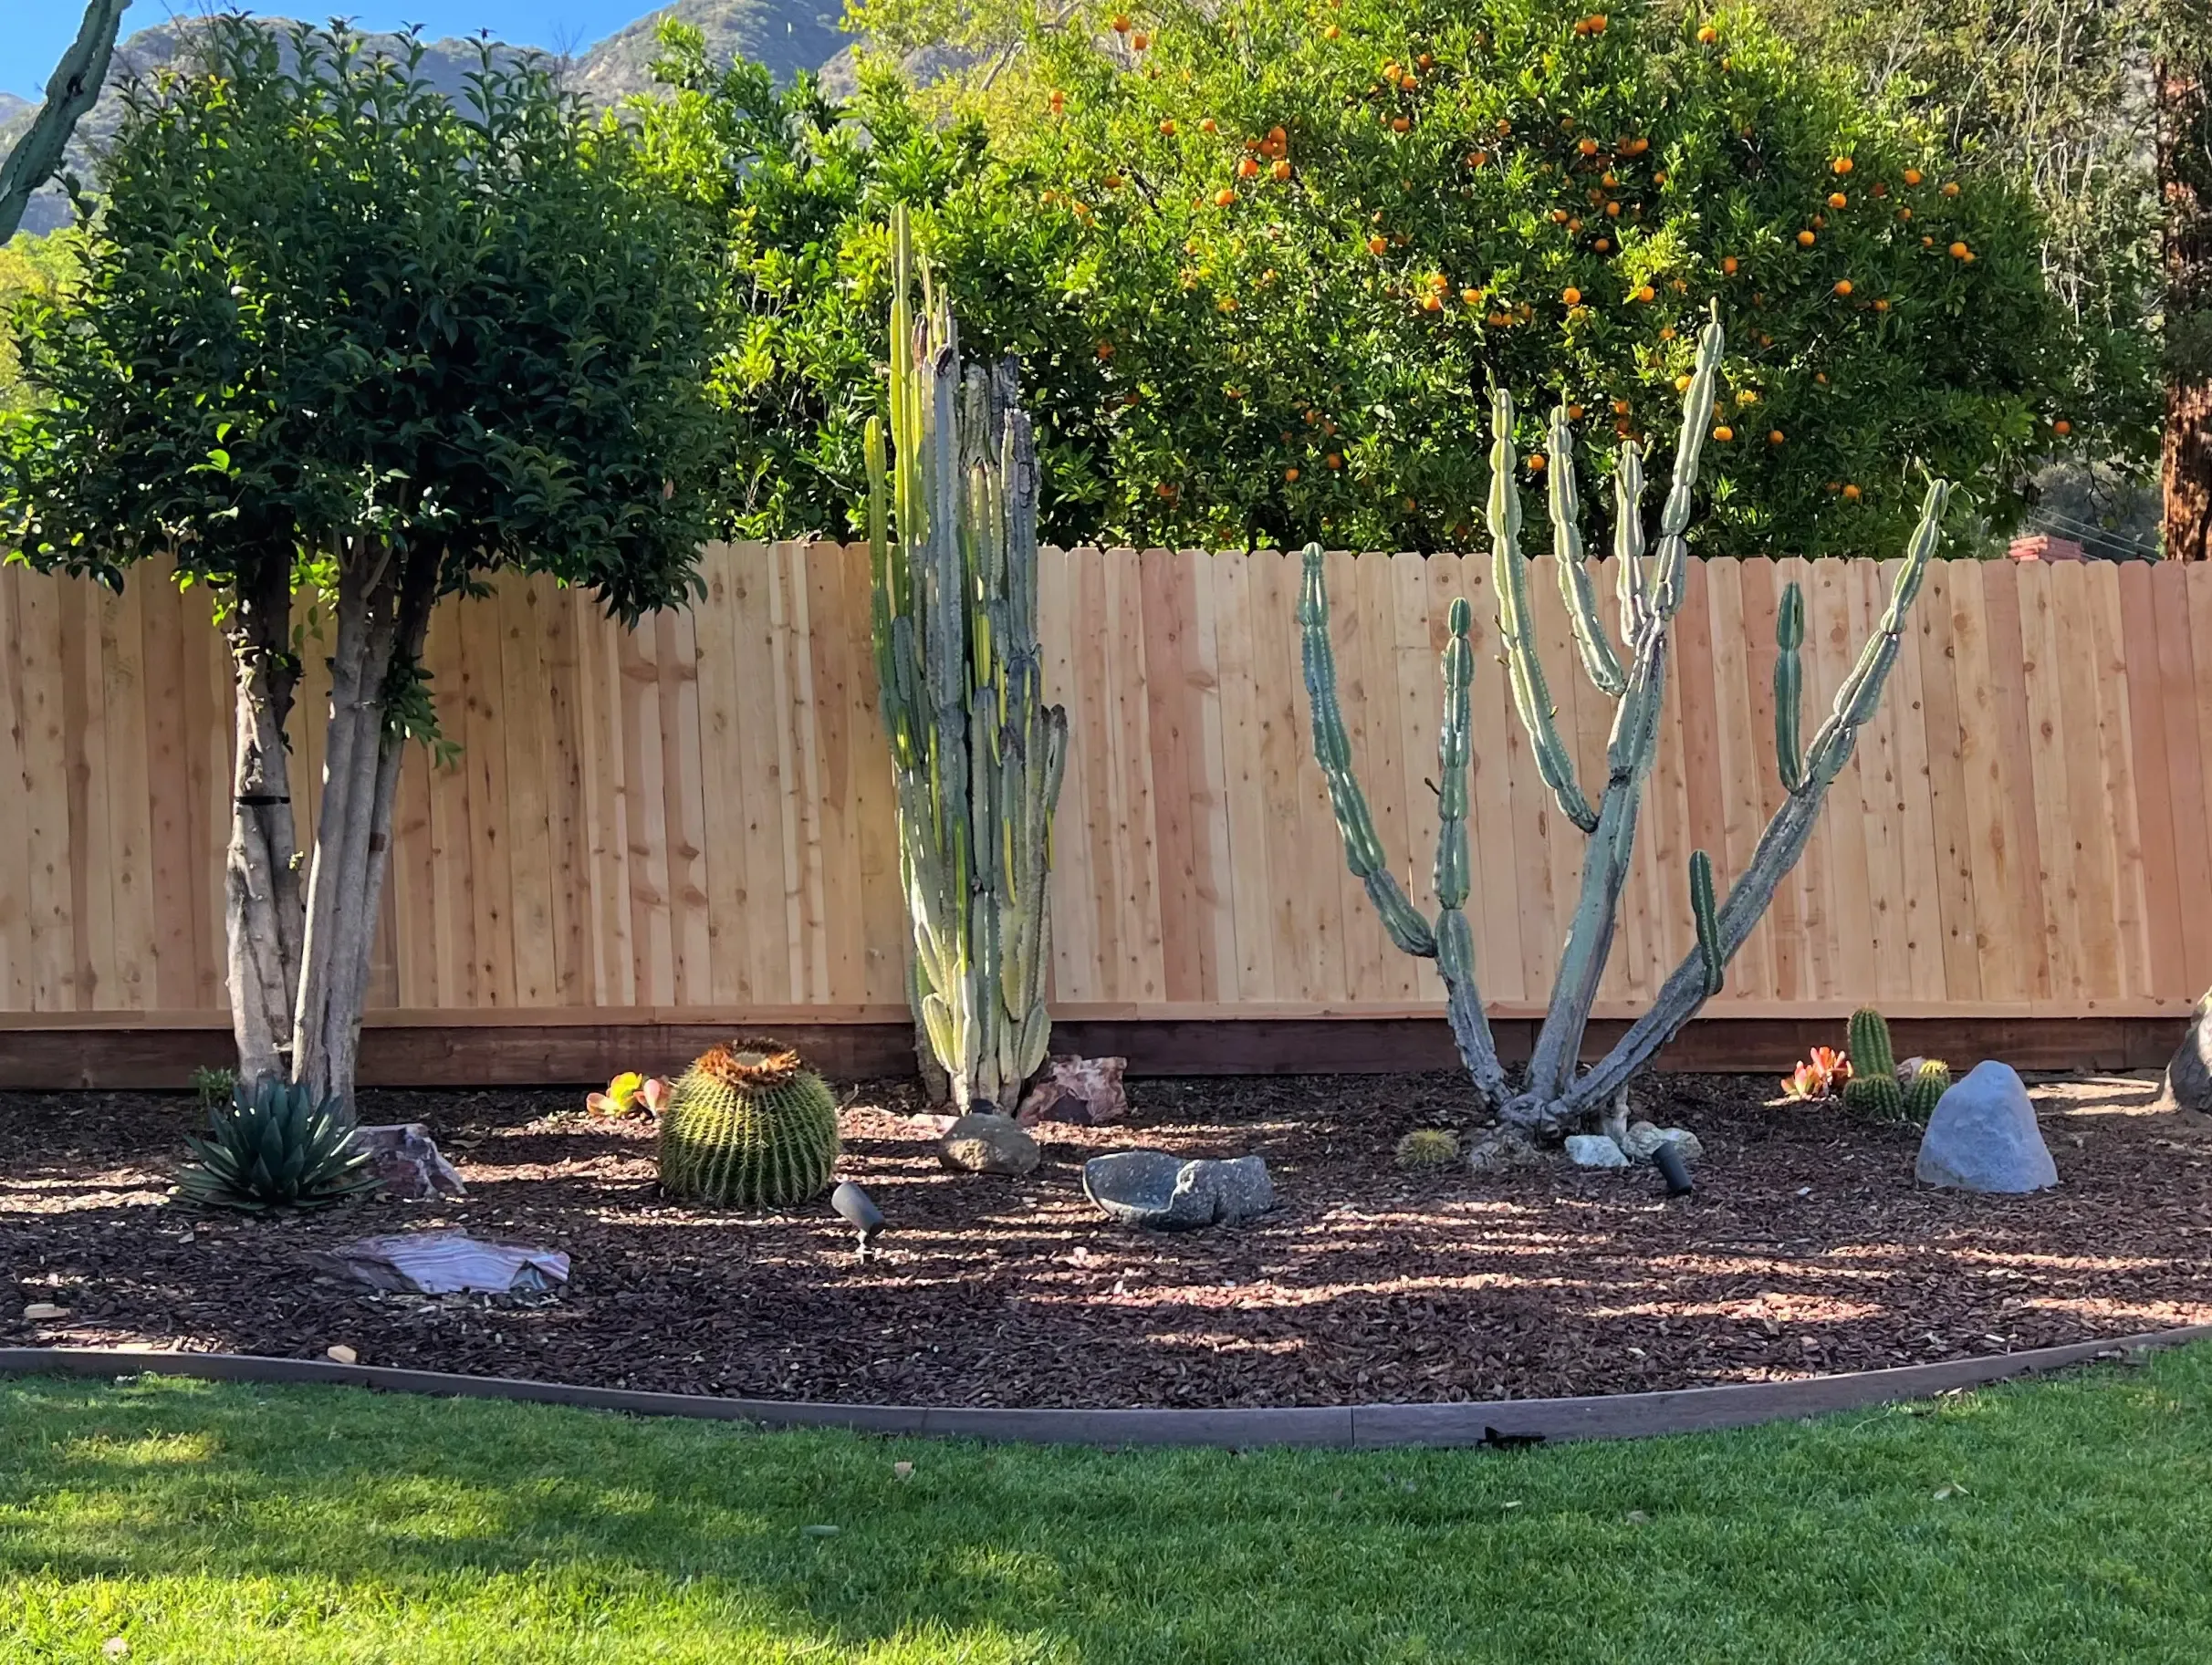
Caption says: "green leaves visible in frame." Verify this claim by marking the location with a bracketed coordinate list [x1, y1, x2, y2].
[3, 16, 725, 624]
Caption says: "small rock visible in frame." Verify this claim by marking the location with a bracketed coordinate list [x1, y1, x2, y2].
[347, 1123, 467, 1202]
[22, 1302, 68, 1321]
[1915, 1061, 2059, 1192]
[1083, 1150, 1274, 1230]
[1620, 1122, 1705, 1161]
[102, 1639, 129, 1660]
[1016, 1055, 1130, 1127]
[325, 1345, 359, 1365]
[1564, 1134, 1629, 1169]
[801, 1524, 840, 1537]
[1464, 1126, 1542, 1172]
[938, 1114, 1041, 1177]
[1896, 1056, 1928, 1085]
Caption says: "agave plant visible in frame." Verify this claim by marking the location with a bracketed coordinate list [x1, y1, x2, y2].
[175, 1077, 378, 1212]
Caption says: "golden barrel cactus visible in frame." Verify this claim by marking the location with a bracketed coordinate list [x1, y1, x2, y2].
[658, 1040, 840, 1207]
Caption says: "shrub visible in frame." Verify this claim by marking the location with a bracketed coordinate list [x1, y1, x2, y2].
[175, 1077, 375, 1212]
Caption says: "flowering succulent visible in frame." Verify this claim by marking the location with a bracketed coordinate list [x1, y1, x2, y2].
[1779, 1046, 1851, 1100]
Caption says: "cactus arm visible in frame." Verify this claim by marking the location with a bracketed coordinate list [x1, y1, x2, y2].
[1774, 580, 1805, 792]
[1488, 387, 1599, 835]
[1689, 848, 1723, 995]
[1547, 479, 1952, 1125]
[1514, 318, 1724, 1111]
[1549, 401, 1628, 698]
[0, 0, 127, 244]
[1434, 596, 1510, 1102]
[1614, 442, 1650, 636]
[1297, 546, 1439, 958]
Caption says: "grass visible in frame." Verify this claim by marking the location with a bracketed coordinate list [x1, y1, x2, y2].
[3, 1350, 2211, 1663]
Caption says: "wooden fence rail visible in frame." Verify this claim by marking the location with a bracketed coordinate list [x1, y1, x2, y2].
[2, 544, 2207, 1041]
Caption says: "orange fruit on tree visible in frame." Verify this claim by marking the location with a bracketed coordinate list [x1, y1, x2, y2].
[1833, 278, 1852, 296]
[1904, 167, 1924, 185]
[1462, 286, 1483, 305]
[1612, 398, 1632, 414]
[1897, 207, 1914, 221]
[1159, 119, 1177, 135]
[1392, 116, 1411, 132]
[1199, 117, 1217, 133]
[1569, 216, 1583, 231]
[1654, 169, 1668, 184]
[1712, 425, 1734, 442]
[1769, 430, 1785, 444]
[1941, 181, 1960, 196]
[1697, 24, 1717, 42]
[1421, 293, 1442, 311]
[1873, 297, 1890, 312]
[1239, 157, 1260, 178]
[1497, 119, 1512, 135]
[1368, 234, 1389, 255]
[1132, 30, 1149, 49]
[1049, 88, 1065, 110]
[1562, 286, 1582, 304]
[1568, 402, 1585, 419]
[1470, 150, 1492, 167]
[1529, 453, 1548, 473]
[1285, 466, 1300, 482]
[1842, 483, 1862, 500]
[1324, 23, 1340, 36]
[1272, 159, 1292, 181]
[1111, 13, 1131, 31]
[1675, 373, 1694, 391]
[1797, 229, 1817, 246]
[1579, 137, 1599, 155]
[1816, 371, 1829, 383]
[1605, 201, 1622, 217]
[1097, 340, 1115, 359]
[1828, 192, 1848, 209]
[2054, 419, 2072, 435]
[1832, 156, 1853, 174]
[1551, 209, 1570, 224]
[1949, 240, 1969, 258]
[1602, 171, 1619, 186]
[1104, 172, 1123, 189]
[1722, 255, 1739, 275]
[1326, 452, 1342, 468]
[1593, 237, 1611, 252]
[1661, 325, 1677, 340]
[1215, 188, 1236, 206]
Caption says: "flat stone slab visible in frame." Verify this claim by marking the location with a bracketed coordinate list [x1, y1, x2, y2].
[1915, 1061, 2059, 1193]
[1083, 1150, 1274, 1230]
[307, 1233, 569, 1296]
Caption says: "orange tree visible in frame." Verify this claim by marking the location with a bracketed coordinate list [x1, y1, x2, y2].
[941, 0, 2086, 554]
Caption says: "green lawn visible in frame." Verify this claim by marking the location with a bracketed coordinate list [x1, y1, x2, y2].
[3, 1350, 2210, 1664]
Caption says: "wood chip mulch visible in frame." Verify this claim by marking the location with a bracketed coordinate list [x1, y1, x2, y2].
[5, 1071, 2209, 1409]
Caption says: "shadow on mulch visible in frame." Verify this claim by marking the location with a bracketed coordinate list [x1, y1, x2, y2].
[4, 1070, 2208, 1408]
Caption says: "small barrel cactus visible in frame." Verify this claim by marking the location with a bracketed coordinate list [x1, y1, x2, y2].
[1842, 1007, 1905, 1119]
[658, 1039, 840, 1207]
[1904, 1059, 1952, 1123]
[1394, 1128, 1461, 1171]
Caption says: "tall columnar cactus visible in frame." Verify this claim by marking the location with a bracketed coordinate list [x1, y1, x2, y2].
[864, 206, 1069, 1114]
[658, 1040, 840, 1206]
[1298, 305, 1951, 1132]
[1842, 1005, 1906, 1119]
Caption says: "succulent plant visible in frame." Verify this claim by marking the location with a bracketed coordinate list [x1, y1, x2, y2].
[1780, 1046, 1850, 1101]
[1394, 1128, 1462, 1171]
[587, 1072, 668, 1119]
[175, 1077, 377, 1212]
[1904, 1059, 1952, 1122]
[658, 1040, 840, 1207]
[1841, 1008, 1908, 1119]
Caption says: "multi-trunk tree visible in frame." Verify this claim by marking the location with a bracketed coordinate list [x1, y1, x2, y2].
[2, 20, 722, 1103]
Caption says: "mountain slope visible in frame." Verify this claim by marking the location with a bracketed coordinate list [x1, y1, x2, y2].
[4, 1, 851, 235]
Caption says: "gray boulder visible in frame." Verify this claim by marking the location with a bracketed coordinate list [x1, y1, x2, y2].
[938, 1114, 1040, 1177]
[2164, 997, 2212, 1112]
[1565, 1133, 1629, 1169]
[1915, 1061, 2058, 1193]
[1464, 1126, 1542, 1172]
[1083, 1150, 1274, 1229]
[1620, 1122, 1704, 1161]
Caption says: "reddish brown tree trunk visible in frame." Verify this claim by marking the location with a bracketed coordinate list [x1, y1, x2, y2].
[2161, 27, 2211, 559]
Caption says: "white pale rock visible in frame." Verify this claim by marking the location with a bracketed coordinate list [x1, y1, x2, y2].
[325, 1344, 359, 1365]
[1915, 1060, 2058, 1193]
[1565, 1134, 1629, 1169]
[22, 1302, 68, 1321]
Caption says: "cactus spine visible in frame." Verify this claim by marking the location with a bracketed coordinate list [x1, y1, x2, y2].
[1842, 1007, 1905, 1119]
[1394, 1128, 1462, 1171]
[1296, 302, 1951, 1132]
[864, 206, 1069, 1114]
[658, 1040, 840, 1206]
[1904, 1059, 1952, 1122]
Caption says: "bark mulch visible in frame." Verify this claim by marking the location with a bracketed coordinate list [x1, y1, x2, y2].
[5, 1071, 2209, 1409]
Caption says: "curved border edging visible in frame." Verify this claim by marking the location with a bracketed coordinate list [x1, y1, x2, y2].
[7, 1324, 2209, 1449]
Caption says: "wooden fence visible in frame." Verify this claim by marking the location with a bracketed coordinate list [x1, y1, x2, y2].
[2, 544, 2208, 1044]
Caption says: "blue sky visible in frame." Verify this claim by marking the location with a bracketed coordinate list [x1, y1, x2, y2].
[4, 1, 654, 99]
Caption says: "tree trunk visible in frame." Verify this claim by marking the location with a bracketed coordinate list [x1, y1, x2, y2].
[2161, 31, 2211, 560]
[223, 557, 303, 1087]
